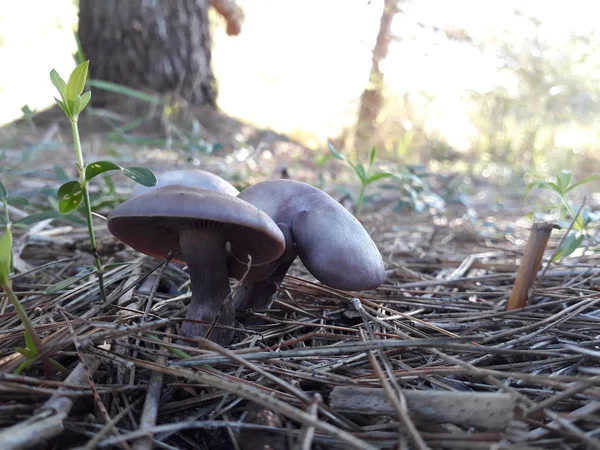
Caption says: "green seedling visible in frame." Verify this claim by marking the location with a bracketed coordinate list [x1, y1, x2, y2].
[526, 169, 600, 260]
[20, 105, 37, 132]
[384, 166, 447, 214]
[50, 61, 157, 302]
[0, 181, 65, 377]
[329, 143, 393, 217]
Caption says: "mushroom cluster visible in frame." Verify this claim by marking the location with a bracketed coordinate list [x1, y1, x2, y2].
[228, 180, 385, 311]
[107, 170, 385, 345]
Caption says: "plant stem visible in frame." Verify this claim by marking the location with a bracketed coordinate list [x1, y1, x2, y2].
[2, 200, 9, 226]
[70, 119, 107, 303]
[2, 280, 54, 376]
[2, 201, 13, 274]
[355, 184, 366, 217]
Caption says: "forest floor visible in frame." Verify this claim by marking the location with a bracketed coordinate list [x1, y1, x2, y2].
[0, 106, 598, 450]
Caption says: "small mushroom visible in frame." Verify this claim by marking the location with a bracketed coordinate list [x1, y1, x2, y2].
[132, 169, 239, 197]
[229, 179, 385, 311]
[107, 185, 285, 344]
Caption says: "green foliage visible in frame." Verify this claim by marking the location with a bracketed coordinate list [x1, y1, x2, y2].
[87, 79, 163, 105]
[526, 170, 600, 260]
[329, 144, 447, 216]
[14, 331, 67, 375]
[20, 105, 37, 129]
[384, 166, 447, 214]
[329, 143, 393, 216]
[51, 60, 90, 120]
[0, 181, 7, 201]
[56, 162, 156, 214]
[50, 61, 157, 303]
[57, 180, 85, 214]
[0, 183, 64, 376]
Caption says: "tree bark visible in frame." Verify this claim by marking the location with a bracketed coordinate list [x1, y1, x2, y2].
[78, 0, 216, 106]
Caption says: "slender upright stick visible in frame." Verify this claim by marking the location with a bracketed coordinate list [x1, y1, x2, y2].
[507, 222, 557, 310]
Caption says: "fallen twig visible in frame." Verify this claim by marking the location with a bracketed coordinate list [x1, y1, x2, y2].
[329, 387, 517, 431]
[0, 355, 100, 450]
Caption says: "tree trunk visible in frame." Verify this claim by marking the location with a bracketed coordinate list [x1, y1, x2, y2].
[353, 0, 400, 156]
[78, 0, 216, 106]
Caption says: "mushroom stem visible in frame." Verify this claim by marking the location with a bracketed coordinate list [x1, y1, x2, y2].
[234, 255, 295, 312]
[232, 223, 297, 313]
[179, 229, 234, 344]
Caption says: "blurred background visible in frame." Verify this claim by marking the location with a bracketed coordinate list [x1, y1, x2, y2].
[1, 0, 599, 215]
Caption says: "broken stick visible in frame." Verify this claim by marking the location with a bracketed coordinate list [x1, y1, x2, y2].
[507, 222, 557, 310]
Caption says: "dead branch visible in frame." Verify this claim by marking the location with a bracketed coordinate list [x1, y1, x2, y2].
[210, 0, 244, 36]
[0, 355, 100, 450]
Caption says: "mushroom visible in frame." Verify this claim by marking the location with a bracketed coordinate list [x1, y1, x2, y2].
[228, 179, 385, 311]
[132, 169, 240, 197]
[107, 185, 285, 344]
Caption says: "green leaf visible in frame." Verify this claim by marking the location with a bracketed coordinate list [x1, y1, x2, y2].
[103, 175, 116, 195]
[524, 180, 547, 198]
[87, 79, 163, 104]
[368, 146, 377, 168]
[367, 172, 394, 183]
[328, 143, 346, 161]
[49, 69, 67, 99]
[78, 90, 92, 114]
[73, 96, 82, 118]
[553, 232, 584, 261]
[21, 105, 34, 118]
[314, 153, 332, 167]
[564, 173, 600, 194]
[122, 167, 157, 187]
[54, 97, 69, 116]
[49, 358, 68, 375]
[15, 211, 60, 226]
[85, 161, 122, 181]
[45, 272, 94, 294]
[57, 181, 84, 213]
[66, 61, 89, 104]
[54, 165, 70, 183]
[556, 170, 572, 194]
[0, 181, 7, 200]
[15, 211, 86, 227]
[543, 182, 562, 197]
[351, 162, 367, 184]
[7, 196, 30, 207]
[106, 117, 146, 136]
[14, 358, 36, 375]
[0, 228, 12, 285]
[573, 210, 587, 231]
[15, 347, 36, 358]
